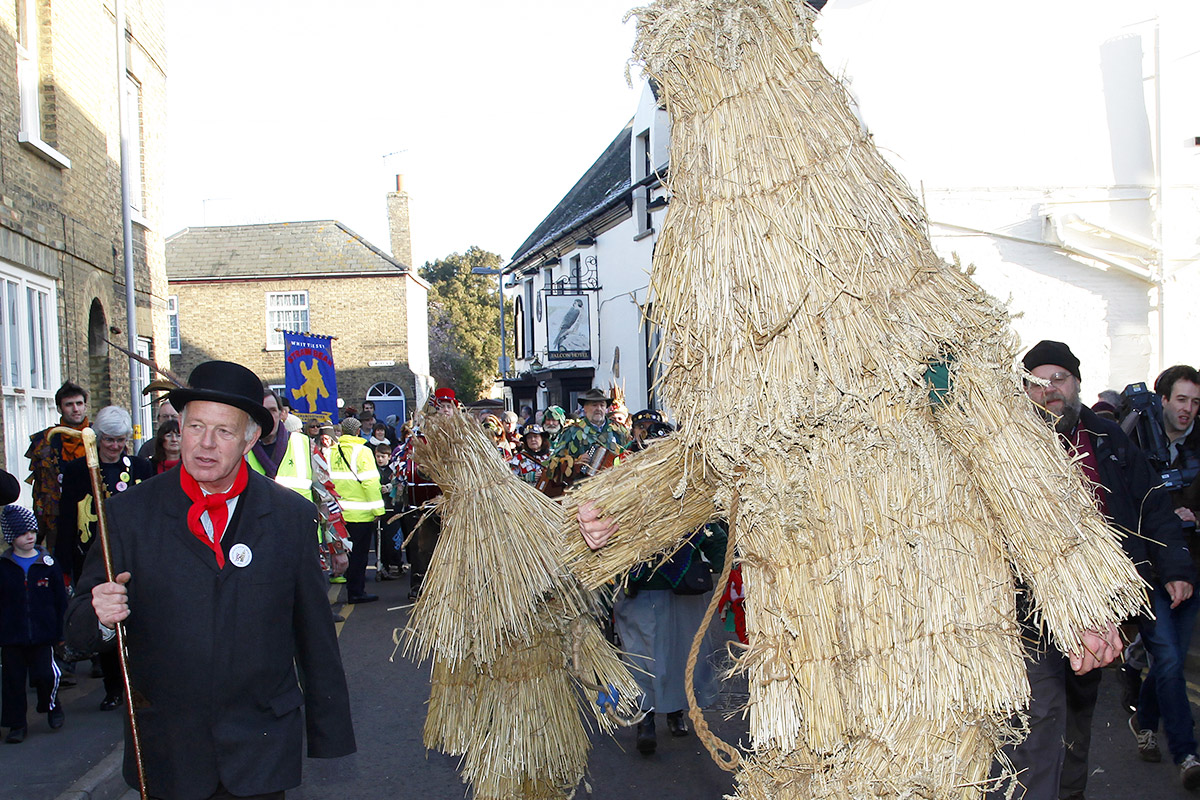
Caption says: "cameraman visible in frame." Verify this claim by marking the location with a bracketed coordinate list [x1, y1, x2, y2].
[1124, 364, 1200, 783]
[1154, 365, 1200, 523]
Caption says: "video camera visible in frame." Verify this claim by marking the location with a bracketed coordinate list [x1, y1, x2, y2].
[1121, 382, 1200, 509]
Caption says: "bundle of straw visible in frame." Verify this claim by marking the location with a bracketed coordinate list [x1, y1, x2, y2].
[402, 406, 642, 800]
[403, 408, 588, 668]
[548, 1, 1149, 797]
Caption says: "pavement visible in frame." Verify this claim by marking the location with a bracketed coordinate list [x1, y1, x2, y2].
[6, 567, 1200, 799]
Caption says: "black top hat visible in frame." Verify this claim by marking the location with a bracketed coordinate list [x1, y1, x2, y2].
[168, 361, 275, 434]
[578, 388, 611, 404]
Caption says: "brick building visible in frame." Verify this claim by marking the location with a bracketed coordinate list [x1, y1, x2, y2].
[166, 219, 431, 423]
[0, 0, 169, 499]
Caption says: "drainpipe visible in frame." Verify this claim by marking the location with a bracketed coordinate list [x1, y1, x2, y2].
[116, 0, 140, 433]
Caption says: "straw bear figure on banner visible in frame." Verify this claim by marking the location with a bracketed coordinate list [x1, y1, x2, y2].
[559, 1, 1147, 798]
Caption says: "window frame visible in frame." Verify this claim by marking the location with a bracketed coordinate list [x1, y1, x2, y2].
[167, 295, 180, 353]
[0, 260, 62, 501]
[265, 290, 309, 351]
[15, 0, 71, 169]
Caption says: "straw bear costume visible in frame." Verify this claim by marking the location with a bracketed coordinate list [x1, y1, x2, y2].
[559, 2, 1147, 798]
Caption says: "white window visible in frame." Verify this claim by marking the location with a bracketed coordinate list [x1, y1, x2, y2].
[124, 74, 145, 216]
[266, 291, 309, 350]
[15, 0, 70, 168]
[0, 261, 61, 502]
[133, 337, 151, 445]
[167, 295, 180, 353]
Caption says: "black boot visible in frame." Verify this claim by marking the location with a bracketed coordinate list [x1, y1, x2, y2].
[667, 710, 690, 737]
[636, 712, 656, 755]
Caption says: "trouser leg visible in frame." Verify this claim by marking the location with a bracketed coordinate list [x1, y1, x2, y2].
[344, 521, 373, 597]
[1138, 586, 1199, 763]
[28, 643, 60, 714]
[410, 512, 441, 591]
[1, 646, 30, 729]
[100, 648, 123, 697]
[1059, 667, 1102, 797]
[991, 640, 1067, 800]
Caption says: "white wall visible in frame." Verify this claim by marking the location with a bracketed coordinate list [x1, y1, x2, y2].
[817, 0, 1200, 391]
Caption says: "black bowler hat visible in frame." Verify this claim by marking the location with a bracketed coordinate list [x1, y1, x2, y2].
[168, 361, 275, 434]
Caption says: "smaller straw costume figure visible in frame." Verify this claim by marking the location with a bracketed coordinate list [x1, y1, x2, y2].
[559, 2, 1147, 799]
[399, 402, 640, 800]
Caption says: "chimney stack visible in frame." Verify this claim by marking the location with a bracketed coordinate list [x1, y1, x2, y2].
[387, 174, 413, 267]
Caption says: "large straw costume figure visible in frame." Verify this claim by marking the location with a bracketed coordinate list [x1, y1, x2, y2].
[560, 1, 1147, 798]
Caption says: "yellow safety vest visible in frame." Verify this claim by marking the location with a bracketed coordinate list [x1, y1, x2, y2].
[327, 435, 385, 522]
[246, 432, 313, 497]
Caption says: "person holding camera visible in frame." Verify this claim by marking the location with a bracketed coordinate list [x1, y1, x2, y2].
[1122, 365, 1200, 777]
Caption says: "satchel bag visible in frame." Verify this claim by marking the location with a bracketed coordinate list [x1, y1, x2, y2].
[672, 551, 714, 595]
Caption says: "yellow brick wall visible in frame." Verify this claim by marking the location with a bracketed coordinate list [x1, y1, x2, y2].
[171, 275, 419, 413]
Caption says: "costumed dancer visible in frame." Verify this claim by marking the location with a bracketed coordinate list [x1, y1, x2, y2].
[310, 424, 351, 580]
[537, 388, 630, 497]
[391, 388, 454, 601]
[560, 3, 1145, 799]
[510, 424, 550, 485]
[55, 406, 152, 712]
[400, 401, 641, 800]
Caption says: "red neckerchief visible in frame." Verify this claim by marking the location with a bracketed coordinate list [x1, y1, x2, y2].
[1064, 424, 1109, 519]
[179, 460, 249, 568]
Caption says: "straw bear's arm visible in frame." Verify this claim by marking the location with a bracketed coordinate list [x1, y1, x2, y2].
[560, 436, 719, 589]
[931, 358, 1146, 655]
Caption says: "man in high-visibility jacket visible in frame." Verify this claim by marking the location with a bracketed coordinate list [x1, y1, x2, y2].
[246, 389, 313, 495]
[247, 390, 349, 580]
[327, 417, 385, 603]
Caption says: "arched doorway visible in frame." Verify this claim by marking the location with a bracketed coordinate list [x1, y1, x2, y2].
[366, 381, 406, 427]
[88, 299, 111, 408]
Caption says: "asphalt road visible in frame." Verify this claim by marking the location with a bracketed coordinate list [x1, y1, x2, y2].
[7, 569, 1200, 800]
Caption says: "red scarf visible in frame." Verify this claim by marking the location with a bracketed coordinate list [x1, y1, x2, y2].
[179, 460, 249, 568]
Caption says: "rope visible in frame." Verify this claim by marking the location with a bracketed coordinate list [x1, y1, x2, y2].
[684, 485, 743, 773]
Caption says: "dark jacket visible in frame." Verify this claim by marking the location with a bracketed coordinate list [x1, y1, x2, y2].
[65, 469, 355, 800]
[56, 455, 155, 581]
[1082, 406, 1195, 587]
[0, 546, 67, 646]
[629, 521, 729, 591]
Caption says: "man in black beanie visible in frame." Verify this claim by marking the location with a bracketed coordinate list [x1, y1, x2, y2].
[1005, 341, 1198, 798]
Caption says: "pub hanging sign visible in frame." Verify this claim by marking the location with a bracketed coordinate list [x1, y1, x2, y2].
[545, 295, 591, 362]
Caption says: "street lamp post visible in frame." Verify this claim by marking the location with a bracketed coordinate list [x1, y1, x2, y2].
[471, 267, 509, 376]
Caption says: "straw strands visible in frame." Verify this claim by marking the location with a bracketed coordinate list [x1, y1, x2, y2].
[403, 408, 589, 668]
[402, 407, 641, 799]
[545, 1, 1150, 798]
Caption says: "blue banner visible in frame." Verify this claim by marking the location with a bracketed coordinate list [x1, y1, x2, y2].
[284, 332, 338, 422]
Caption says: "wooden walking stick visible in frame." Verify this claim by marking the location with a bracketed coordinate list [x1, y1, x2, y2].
[50, 425, 148, 800]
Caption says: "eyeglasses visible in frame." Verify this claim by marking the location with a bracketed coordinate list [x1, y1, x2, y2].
[99, 435, 129, 445]
[1028, 372, 1073, 391]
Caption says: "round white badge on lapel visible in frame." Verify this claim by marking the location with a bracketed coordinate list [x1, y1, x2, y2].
[229, 544, 253, 568]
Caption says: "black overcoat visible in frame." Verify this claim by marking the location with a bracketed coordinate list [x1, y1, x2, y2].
[65, 468, 356, 799]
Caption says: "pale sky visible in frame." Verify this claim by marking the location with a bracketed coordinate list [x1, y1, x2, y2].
[164, 1, 643, 268]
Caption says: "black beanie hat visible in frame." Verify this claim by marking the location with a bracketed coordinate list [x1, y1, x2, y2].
[1022, 340, 1081, 381]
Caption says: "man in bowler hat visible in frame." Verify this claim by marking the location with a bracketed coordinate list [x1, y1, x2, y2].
[65, 361, 355, 800]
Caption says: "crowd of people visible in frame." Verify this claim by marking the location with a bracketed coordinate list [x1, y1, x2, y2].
[1, 345, 1198, 799]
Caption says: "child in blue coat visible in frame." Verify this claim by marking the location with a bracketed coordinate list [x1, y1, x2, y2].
[0, 504, 67, 743]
